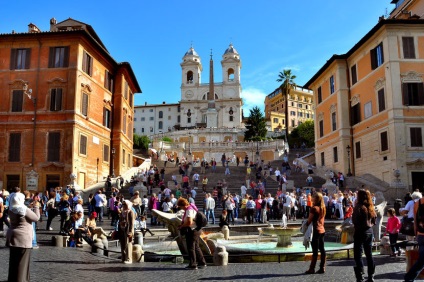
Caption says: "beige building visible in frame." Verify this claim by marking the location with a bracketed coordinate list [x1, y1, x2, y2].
[304, 4, 424, 193]
[265, 86, 314, 134]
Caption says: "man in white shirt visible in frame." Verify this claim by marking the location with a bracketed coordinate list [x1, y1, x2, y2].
[205, 193, 216, 224]
[323, 192, 329, 207]
[94, 190, 106, 222]
[275, 168, 281, 181]
[283, 192, 292, 220]
[192, 173, 200, 187]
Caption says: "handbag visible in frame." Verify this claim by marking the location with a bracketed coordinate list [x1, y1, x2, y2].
[400, 217, 415, 236]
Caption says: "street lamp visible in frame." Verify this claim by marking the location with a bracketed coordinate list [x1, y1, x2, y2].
[23, 83, 37, 167]
[346, 145, 352, 176]
[188, 132, 192, 155]
[111, 148, 116, 177]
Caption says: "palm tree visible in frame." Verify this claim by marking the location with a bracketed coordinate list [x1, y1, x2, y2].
[276, 69, 296, 141]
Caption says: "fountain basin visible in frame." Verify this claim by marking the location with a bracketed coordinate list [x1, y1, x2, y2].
[260, 227, 300, 247]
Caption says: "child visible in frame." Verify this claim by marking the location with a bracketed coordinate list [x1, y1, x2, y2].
[344, 200, 353, 220]
[219, 210, 230, 228]
[384, 208, 401, 257]
[140, 216, 154, 237]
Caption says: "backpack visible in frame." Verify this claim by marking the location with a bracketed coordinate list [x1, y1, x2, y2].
[195, 211, 208, 230]
[90, 196, 96, 207]
[283, 196, 287, 204]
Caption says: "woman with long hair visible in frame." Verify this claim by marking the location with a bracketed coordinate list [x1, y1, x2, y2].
[305, 192, 326, 274]
[352, 189, 377, 282]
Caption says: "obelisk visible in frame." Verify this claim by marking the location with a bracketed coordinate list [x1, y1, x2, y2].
[206, 50, 218, 128]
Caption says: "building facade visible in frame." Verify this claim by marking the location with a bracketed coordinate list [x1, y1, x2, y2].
[264, 86, 314, 134]
[134, 102, 180, 137]
[305, 9, 424, 192]
[0, 18, 141, 192]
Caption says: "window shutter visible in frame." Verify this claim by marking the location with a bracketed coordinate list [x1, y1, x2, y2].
[418, 83, 424, 105]
[80, 135, 87, 155]
[82, 93, 88, 116]
[378, 89, 385, 112]
[12, 90, 23, 112]
[63, 47, 70, 67]
[370, 49, 376, 70]
[25, 49, 31, 69]
[10, 49, 17, 70]
[82, 51, 87, 71]
[9, 133, 21, 162]
[48, 132, 60, 162]
[48, 47, 55, 68]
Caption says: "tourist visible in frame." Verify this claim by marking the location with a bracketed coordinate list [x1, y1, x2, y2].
[119, 200, 135, 264]
[177, 198, 206, 270]
[240, 194, 248, 223]
[384, 208, 401, 257]
[219, 209, 230, 228]
[45, 195, 57, 231]
[192, 172, 200, 187]
[94, 190, 106, 222]
[202, 176, 208, 193]
[246, 196, 255, 224]
[305, 192, 326, 274]
[401, 191, 422, 242]
[205, 193, 216, 224]
[58, 194, 71, 234]
[255, 195, 263, 223]
[404, 192, 424, 282]
[240, 183, 247, 199]
[282, 192, 292, 220]
[352, 189, 377, 282]
[225, 161, 230, 175]
[139, 215, 154, 237]
[7, 192, 39, 282]
[224, 195, 235, 225]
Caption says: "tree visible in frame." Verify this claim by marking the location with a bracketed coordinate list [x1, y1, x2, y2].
[276, 69, 296, 140]
[244, 106, 267, 141]
[133, 133, 150, 150]
[289, 120, 315, 148]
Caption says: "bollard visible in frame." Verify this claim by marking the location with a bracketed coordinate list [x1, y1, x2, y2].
[92, 238, 104, 255]
[100, 236, 109, 256]
[213, 246, 228, 266]
[222, 225, 230, 240]
[134, 232, 144, 245]
[54, 235, 64, 247]
[132, 244, 144, 263]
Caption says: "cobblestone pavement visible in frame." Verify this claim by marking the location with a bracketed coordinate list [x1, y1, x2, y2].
[0, 216, 418, 281]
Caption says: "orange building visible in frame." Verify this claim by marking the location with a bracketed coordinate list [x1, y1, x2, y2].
[305, 13, 424, 193]
[0, 18, 141, 192]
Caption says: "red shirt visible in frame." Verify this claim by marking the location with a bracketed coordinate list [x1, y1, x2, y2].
[386, 216, 401, 234]
[182, 176, 189, 183]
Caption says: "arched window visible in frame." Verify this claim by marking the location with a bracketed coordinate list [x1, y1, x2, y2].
[158, 121, 163, 129]
[187, 71, 193, 83]
[159, 111, 163, 118]
[227, 68, 235, 81]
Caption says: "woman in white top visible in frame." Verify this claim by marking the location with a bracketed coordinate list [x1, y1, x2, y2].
[162, 197, 173, 213]
[401, 191, 423, 242]
[74, 199, 84, 228]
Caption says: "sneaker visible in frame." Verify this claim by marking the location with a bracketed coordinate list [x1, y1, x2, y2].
[198, 264, 207, 269]
[123, 260, 132, 264]
[185, 265, 198, 270]
[49, 227, 53, 231]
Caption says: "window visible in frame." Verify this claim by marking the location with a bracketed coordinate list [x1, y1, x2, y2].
[11, 90, 23, 112]
[333, 147, 338, 163]
[291, 119, 295, 127]
[403, 37, 416, 59]
[47, 132, 60, 162]
[123, 115, 127, 134]
[168, 116, 171, 120]
[159, 111, 163, 118]
[351, 103, 361, 125]
[371, 43, 384, 70]
[187, 117, 191, 123]
[380, 131, 388, 152]
[124, 82, 128, 100]
[141, 117, 145, 121]
[79, 135, 88, 155]
[410, 127, 423, 147]
[149, 109, 153, 112]
[82, 51, 93, 76]
[330, 76, 335, 94]
[141, 128, 144, 133]
[355, 141, 361, 159]
[351, 64, 357, 85]
[50, 88, 62, 111]
[149, 117, 154, 121]
[298, 104, 303, 108]
[103, 108, 111, 128]
[134, 118, 137, 122]
[229, 116, 234, 122]
[319, 120, 324, 138]
[317, 86, 322, 103]
[104, 70, 114, 92]
[364, 102, 372, 119]
[123, 149, 126, 165]
[320, 152, 325, 166]
[103, 144, 110, 162]
[129, 92, 133, 107]
[158, 121, 163, 129]
[8, 133, 21, 162]
[10, 48, 31, 70]
[331, 112, 336, 131]
[298, 112, 303, 117]
[273, 118, 278, 123]
[378, 88, 386, 112]
[48, 47, 69, 68]
[402, 83, 424, 106]
[81, 93, 89, 116]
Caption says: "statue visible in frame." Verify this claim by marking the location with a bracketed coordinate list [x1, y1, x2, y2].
[373, 201, 387, 242]
[69, 173, 81, 191]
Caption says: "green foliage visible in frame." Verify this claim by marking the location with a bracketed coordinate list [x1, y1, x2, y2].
[289, 120, 315, 147]
[133, 134, 150, 150]
[162, 136, 173, 142]
[244, 106, 267, 141]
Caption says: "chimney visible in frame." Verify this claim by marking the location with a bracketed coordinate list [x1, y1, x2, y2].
[50, 17, 57, 31]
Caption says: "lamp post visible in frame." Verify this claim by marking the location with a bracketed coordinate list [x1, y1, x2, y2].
[188, 131, 192, 155]
[111, 148, 116, 177]
[346, 145, 352, 176]
[23, 83, 36, 167]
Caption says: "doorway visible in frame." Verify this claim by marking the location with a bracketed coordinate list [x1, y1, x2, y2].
[411, 172, 424, 193]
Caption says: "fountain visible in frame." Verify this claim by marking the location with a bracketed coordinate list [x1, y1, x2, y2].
[259, 226, 300, 247]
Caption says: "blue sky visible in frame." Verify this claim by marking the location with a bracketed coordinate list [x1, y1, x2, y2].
[2, 1, 394, 113]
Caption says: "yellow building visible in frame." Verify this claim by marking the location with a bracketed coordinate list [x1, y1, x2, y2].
[265, 86, 314, 134]
[304, 13, 424, 193]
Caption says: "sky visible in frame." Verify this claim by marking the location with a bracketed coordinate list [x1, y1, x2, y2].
[1, 1, 395, 113]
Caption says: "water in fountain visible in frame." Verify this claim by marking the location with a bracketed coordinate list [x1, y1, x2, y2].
[280, 214, 287, 228]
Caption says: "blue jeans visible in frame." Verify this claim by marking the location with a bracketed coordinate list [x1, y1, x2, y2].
[354, 231, 374, 269]
[255, 209, 262, 222]
[206, 209, 215, 224]
[404, 235, 424, 282]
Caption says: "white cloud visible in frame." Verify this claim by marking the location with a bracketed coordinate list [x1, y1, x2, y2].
[241, 87, 267, 114]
